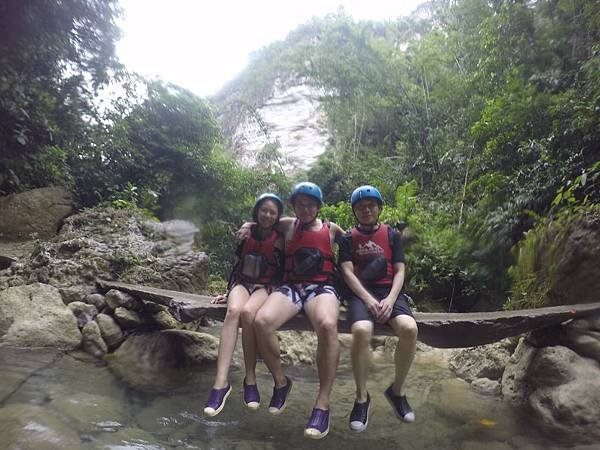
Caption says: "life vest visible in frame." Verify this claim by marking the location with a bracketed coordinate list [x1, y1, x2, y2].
[237, 230, 281, 284]
[285, 220, 335, 283]
[351, 224, 394, 286]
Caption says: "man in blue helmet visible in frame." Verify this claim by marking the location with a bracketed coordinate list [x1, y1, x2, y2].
[238, 182, 344, 439]
[338, 185, 418, 432]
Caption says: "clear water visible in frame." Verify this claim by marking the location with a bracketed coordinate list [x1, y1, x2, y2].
[0, 345, 594, 450]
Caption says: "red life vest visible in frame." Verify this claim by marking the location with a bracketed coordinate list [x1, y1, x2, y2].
[351, 224, 394, 286]
[285, 220, 335, 283]
[237, 230, 281, 284]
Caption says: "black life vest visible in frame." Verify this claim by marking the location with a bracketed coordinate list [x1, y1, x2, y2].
[285, 220, 335, 283]
[351, 224, 394, 286]
[237, 230, 281, 284]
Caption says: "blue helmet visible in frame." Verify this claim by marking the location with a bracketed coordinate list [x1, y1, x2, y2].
[252, 193, 283, 222]
[350, 185, 383, 208]
[290, 182, 323, 206]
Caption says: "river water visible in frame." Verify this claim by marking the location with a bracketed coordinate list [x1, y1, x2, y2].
[0, 341, 594, 450]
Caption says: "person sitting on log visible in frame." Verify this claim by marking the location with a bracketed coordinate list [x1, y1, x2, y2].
[236, 181, 345, 439]
[203, 193, 284, 417]
[338, 185, 418, 432]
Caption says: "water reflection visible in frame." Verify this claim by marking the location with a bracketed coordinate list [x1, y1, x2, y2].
[0, 346, 592, 449]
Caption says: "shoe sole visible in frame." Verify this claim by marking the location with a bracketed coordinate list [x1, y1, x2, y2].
[245, 401, 260, 410]
[349, 398, 372, 432]
[384, 389, 414, 423]
[203, 385, 232, 417]
[304, 426, 329, 439]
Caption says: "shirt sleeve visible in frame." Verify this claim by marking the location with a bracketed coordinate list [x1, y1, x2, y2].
[389, 228, 405, 264]
[338, 232, 353, 263]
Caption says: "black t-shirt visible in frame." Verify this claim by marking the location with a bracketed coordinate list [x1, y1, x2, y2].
[338, 224, 405, 265]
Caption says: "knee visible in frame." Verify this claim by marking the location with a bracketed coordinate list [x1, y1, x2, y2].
[253, 311, 273, 333]
[241, 306, 256, 325]
[314, 316, 338, 337]
[352, 324, 372, 345]
[225, 304, 242, 322]
[396, 317, 418, 340]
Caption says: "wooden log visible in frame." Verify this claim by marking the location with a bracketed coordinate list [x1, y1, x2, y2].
[96, 279, 600, 348]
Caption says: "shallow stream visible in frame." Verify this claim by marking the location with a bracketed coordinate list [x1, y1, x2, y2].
[0, 340, 593, 449]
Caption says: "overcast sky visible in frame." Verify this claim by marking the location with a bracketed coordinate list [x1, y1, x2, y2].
[116, 0, 425, 97]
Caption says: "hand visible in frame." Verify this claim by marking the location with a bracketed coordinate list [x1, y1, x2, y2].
[376, 298, 394, 323]
[211, 294, 227, 304]
[234, 224, 252, 243]
[366, 298, 381, 319]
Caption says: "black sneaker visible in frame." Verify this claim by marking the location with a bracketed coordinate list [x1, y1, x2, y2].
[349, 393, 371, 432]
[384, 385, 415, 423]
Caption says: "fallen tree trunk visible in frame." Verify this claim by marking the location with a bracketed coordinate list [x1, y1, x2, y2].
[96, 280, 600, 348]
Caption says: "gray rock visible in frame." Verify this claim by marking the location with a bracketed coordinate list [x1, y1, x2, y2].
[85, 293, 107, 310]
[449, 339, 515, 381]
[470, 377, 501, 396]
[81, 320, 108, 357]
[59, 285, 96, 304]
[67, 301, 98, 328]
[113, 307, 143, 329]
[96, 313, 124, 350]
[0, 186, 73, 239]
[105, 289, 141, 311]
[0, 283, 81, 349]
[502, 338, 600, 443]
[152, 310, 180, 330]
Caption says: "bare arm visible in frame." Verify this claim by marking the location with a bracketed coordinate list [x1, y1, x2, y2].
[235, 216, 295, 242]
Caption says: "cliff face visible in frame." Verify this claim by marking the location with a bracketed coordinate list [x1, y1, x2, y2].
[217, 78, 329, 172]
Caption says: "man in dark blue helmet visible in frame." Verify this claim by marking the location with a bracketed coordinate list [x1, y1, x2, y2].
[338, 185, 418, 433]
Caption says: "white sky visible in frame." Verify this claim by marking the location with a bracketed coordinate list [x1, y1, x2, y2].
[116, 0, 425, 97]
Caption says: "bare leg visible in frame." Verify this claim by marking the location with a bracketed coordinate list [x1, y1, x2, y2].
[350, 320, 373, 402]
[212, 285, 248, 389]
[304, 293, 340, 410]
[388, 315, 418, 395]
[240, 288, 269, 384]
[254, 291, 298, 388]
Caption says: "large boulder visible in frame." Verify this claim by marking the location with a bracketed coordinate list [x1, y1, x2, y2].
[0, 186, 73, 239]
[502, 338, 600, 443]
[1, 206, 210, 293]
[0, 283, 81, 349]
[449, 339, 516, 382]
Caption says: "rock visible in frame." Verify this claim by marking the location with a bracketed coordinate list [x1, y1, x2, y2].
[221, 77, 328, 172]
[278, 330, 317, 365]
[108, 332, 216, 392]
[81, 320, 108, 357]
[164, 329, 219, 362]
[105, 289, 142, 311]
[0, 186, 73, 239]
[67, 301, 98, 328]
[59, 285, 96, 304]
[113, 307, 143, 329]
[84, 293, 107, 310]
[502, 338, 600, 443]
[0, 403, 81, 449]
[449, 339, 515, 381]
[470, 377, 501, 396]
[96, 313, 124, 350]
[152, 310, 180, 330]
[0, 283, 81, 349]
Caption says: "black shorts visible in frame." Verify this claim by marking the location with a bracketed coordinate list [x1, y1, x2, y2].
[347, 286, 413, 324]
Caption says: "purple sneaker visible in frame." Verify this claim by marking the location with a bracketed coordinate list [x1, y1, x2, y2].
[203, 384, 232, 417]
[243, 379, 260, 410]
[268, 376, 292, 415]
[384, 384, 415, 423]
[304, 408, 330, 439]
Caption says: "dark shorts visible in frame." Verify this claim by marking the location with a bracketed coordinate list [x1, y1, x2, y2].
[276, 283, 339, 312]
[347, 286, 413, 324]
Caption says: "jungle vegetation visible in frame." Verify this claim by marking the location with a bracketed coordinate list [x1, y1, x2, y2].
[1, 0, 599, 310]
